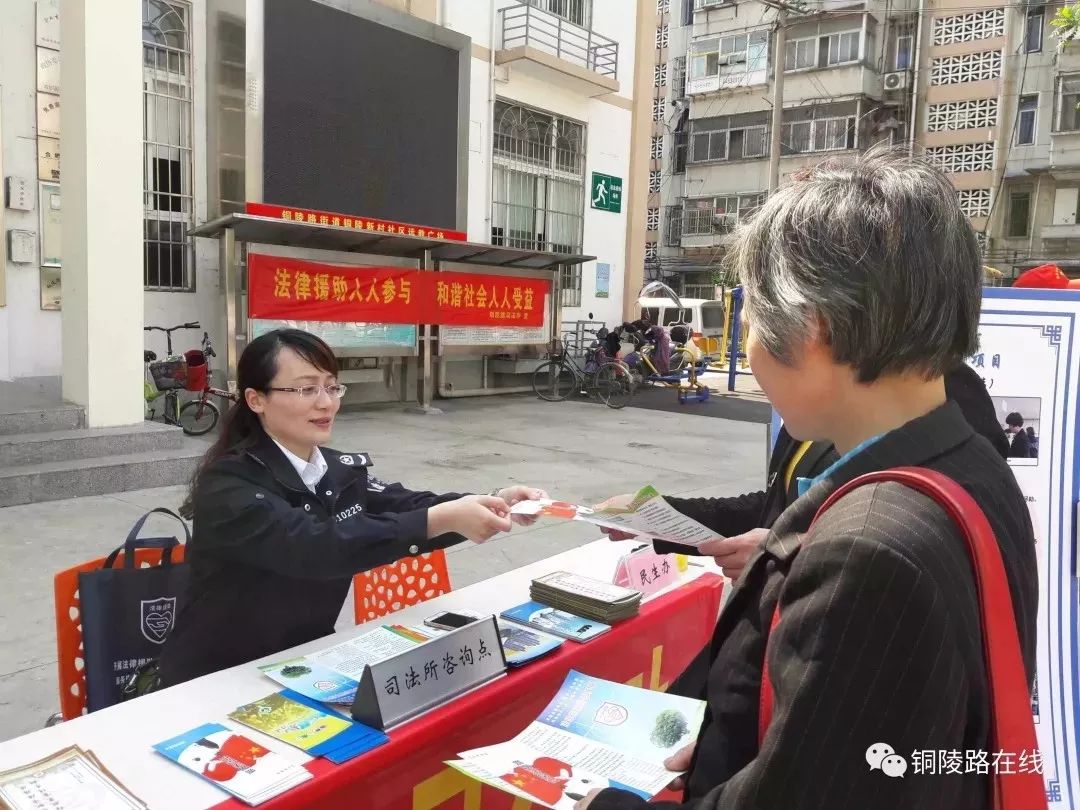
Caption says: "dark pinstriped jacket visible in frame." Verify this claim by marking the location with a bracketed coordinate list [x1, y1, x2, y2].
[593, 402, 1038, 810]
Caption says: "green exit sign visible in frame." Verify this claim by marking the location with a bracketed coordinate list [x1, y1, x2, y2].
[590, 172, 623, 213]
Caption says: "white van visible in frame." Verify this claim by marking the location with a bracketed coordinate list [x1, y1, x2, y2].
[637, 297, 729, 353]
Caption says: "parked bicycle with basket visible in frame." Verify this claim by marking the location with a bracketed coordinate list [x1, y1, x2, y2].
[144, 322, 200, 428]
[144, 323, 235, 436]
[175, 332, 238, 436]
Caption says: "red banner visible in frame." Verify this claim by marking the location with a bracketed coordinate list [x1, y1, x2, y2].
[246, 203, 468, 242]
[430, 272, 546, 327]
[212, 574, 725, 810]
[247, 254, 548, 328]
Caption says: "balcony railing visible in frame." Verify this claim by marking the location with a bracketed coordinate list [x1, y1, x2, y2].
[500, 2, 618, 80]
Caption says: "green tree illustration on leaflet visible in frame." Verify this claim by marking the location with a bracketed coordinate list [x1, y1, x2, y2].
[650, 709, 690, 748]
[280, 665, 312, 678]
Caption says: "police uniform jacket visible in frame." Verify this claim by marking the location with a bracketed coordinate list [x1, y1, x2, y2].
[157, 432, 467, 686]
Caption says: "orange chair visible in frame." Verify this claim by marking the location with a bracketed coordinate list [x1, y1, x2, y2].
[53, 545, 186, 722]
[352, 550, 452, 624]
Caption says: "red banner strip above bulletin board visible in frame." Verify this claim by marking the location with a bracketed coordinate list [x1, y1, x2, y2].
[247, 254, 548, 328]
[245, 203, 468, 242]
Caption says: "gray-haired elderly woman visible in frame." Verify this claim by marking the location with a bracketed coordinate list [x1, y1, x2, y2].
[578, 148, 1038, 810]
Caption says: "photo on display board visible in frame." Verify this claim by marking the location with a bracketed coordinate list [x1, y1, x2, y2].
[990, 395, 1041, 465]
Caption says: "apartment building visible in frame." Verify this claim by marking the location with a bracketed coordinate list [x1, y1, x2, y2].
[649, 0, 1080, 292]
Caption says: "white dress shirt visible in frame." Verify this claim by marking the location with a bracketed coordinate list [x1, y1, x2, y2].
[272, 439, 328, 494]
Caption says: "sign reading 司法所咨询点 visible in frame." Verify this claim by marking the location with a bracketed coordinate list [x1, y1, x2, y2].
[351, 617, 506, 731]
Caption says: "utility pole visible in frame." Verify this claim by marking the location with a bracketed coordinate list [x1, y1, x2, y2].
[768, 9, 787, 194]
[760, 0, 807, 193]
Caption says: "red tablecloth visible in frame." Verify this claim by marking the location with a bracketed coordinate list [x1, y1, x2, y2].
[213, 574, 724, 810]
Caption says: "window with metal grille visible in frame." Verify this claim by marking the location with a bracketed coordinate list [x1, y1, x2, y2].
[664, 204, 683, 246]
[926, 142, 995, 173]
[655, 63, 667, 87]
[491, 100, 586, 254]
[1017, 96, 1038, 146]
[682, 193, 765, 235]
[523, 0, 592, 28]
[1056, 74, 1080, 132]
[560, 264, 582, 307]
[645, 242, 658, 262]
[927, 99, 998, 131]
[671, 57, 687, 99]
[932, 9, 1005, 46]
[657, 24, 669, 49]
[653, 98, 664, 121]
[929, 50, 1002, 85]
[1025, 8, 1044, 53]
[957, 188, 991, 218]
[143, 0, 194, 291]
[692, 30, 770, 82]
[690, 124, 768, 163]
[649, 170, 662, 192]
[647, 207, 660, 231]
[651, 134, 665, 159]
[780, 116, 855, 154]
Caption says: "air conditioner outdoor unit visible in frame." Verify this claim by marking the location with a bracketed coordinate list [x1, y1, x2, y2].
[715, 54, 730, 65]
[883, 71, 910, 92]
[728, 53, 747, 64]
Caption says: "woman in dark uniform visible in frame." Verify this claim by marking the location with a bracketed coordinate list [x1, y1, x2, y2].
[156, 328, 542, 686]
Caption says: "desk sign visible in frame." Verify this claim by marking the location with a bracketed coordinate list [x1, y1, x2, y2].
[351, 616, 506, 730]
[614, 548, 678, 596]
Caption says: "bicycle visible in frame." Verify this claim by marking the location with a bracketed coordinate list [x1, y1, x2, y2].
[176, 332, 238, 436]
[143, 321, 201, 430]
[531, 334, 606, 403]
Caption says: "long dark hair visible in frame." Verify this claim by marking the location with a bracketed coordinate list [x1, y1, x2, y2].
[179, 329, 338, 517]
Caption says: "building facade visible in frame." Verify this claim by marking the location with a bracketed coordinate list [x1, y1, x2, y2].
[0, 0, 650, 409]
[648, 0, 1080, 295]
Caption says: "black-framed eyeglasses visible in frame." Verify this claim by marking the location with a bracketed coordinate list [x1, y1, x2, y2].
[266, 384, 348, 399]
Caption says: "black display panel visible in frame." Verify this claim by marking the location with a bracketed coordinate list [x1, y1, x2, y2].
[263, 0, 464, 229]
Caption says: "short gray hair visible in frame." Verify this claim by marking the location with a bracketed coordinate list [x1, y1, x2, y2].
[729, 147, 981, 383]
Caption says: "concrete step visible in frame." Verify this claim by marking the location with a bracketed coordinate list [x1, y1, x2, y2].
[0, 422, 186, 466]
[0, 405, 86, 436]
[0, 447, 205, 507]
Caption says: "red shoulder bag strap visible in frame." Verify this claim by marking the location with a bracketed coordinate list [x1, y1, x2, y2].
[757, 467, 1046, 809]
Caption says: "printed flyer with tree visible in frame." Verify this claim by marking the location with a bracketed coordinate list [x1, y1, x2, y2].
[447, 670, 705, 809]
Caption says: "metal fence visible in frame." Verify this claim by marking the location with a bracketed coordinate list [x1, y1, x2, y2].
[501, 2, 618, 79]
[560, 320, 606, 356]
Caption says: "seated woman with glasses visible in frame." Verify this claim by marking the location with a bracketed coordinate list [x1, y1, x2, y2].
[155, 328, 544, 686]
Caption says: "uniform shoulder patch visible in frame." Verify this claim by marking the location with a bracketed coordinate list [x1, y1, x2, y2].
[337, 453, 371, 467]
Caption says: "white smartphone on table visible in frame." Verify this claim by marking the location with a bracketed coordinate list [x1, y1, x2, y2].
[422, 610, 482, 632]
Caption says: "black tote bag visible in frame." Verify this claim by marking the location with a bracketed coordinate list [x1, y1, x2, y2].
[78, 508, 190, 712]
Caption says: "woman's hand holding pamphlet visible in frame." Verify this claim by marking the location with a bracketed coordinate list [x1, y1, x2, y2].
[509, 486, 721, 547]
[447, 670, 705, 809]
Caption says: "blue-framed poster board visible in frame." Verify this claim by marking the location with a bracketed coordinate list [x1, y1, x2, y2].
[978, 288, 1080, 806]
